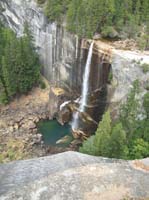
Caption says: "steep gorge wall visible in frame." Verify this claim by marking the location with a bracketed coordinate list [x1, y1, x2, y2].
[0, 0, 77, 88]
[0, 0, 111, 95]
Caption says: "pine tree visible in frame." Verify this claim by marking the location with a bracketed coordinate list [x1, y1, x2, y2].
[120, 80, 140, 139]
[140, 0, 149, 23]
[79, 135, 97, 155]
[0, 22, 40, 103]
[143, 92, 149, 119]
[94, 111, 112, 156]
[1, 29, 18, 98]
[80, 111, 112, 156]
[109, 123, 127, 159]
[44, 0, 148, 39]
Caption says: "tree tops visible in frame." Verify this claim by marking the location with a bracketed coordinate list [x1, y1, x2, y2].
[43, 0, 149, 42]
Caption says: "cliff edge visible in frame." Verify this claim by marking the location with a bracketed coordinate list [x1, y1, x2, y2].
[0, 151, 148, 200]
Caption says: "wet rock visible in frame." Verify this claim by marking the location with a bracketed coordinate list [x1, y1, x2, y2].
[56, 135, 73, 145]
[72, 129, 88, 140]
[57, 107, 71, 125]
[70, 139, 82, 149]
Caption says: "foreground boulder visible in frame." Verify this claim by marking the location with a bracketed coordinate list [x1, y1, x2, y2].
[0, 151, 148, 200]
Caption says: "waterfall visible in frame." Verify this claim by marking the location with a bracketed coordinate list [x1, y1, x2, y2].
[72, 42, 94, 130]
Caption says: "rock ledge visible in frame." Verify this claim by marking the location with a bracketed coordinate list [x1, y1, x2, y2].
[0, 151, 148, 200]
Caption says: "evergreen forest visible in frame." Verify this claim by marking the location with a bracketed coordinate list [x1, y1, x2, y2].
[0, 23, 41, 104]
[39, 0, 149, 48]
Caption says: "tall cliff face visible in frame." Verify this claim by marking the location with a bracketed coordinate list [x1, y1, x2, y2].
[0, 0, 79, 88]
[0, 0, 111, 94]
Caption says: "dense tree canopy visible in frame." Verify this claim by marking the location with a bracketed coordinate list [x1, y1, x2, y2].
[43, 0, 149, 41]
[0, 24, 40, 104]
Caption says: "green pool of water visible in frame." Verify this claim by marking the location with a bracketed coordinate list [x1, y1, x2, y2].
[37, 120, 73, 146]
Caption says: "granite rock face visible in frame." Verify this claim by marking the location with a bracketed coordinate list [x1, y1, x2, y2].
[0, 151, 149, 200]
[0, 0, 111, 93]
[111, 50, 149, 103]
[0, 0, 80, 88]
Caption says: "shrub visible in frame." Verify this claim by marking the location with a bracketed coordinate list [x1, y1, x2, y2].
[80, 111, 112, 157]
[108, 71, 113, 83]
[0, 138, 29, 163]
[79, 136, 97, 155]
[137, 34, 149, 51]
[101, 26, 118, 39]
[108, 123, 127, 159]
[37, 0, 46, 4]
[39, 79, 46, 89]
[141, 63, 149, 74]
[143, 92, 149, 118]
[129, 138, 149, 159]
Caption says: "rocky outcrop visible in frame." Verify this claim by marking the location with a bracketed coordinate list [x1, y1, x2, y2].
[0, 151, 149, 200]
[110, 50, 149, 115]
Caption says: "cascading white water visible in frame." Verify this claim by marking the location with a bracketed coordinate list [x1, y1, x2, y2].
[72, 42, 94, 130]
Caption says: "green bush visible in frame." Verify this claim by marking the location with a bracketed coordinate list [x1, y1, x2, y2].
[141, 63, 149, 74]
[39, 79, 46, 89]
[80, 111, 112, 157]
[108, 123, 127, 159]
[45, 0, 71, 22]
[144, 81, 149, 90]
[101, 26, 118, 39]
[129, 138, 149, 159]
[143, 92, 149, 118]
[137, 34, 149, 51]
[0, 93, 8, 105]
[37, 0, 46, 4]
[79, 136, 97, 155]
[108, 71, 113, 83]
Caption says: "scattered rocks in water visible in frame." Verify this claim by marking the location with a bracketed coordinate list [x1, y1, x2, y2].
[56, 135, 73, 145]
